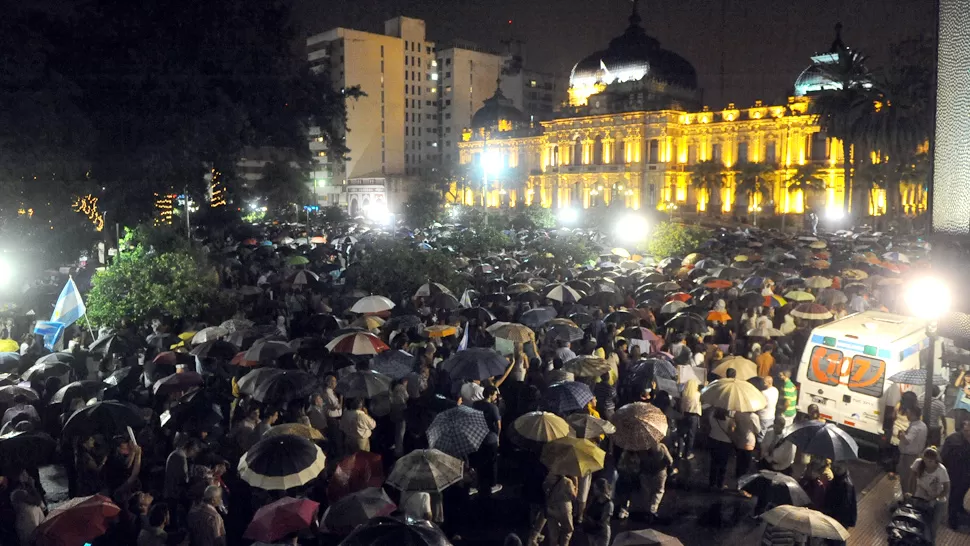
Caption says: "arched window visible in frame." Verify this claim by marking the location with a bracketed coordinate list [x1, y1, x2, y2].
[573, 137, 582, 165]
[593, 135, 604, 165]
[350, 198, 359, 217]
[614, 137, 625, 164]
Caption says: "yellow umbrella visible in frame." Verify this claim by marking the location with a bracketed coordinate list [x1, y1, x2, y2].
[263, 423, 325, 441]
[513, 411, 570, 442]
[682, 253, 703, 266]
[563, 356, 611, 377]
[841, 269, 869, 281]
[540, 437, 605, 477]
[808, 241, 827, 249]
[178, 331, 196, 341]
[424, 325, 458, 338]
[784, 290, 815, 302]
[611, 247, 631, 259]
[0, 339, 19, 353]
[712, 356, 758, 380]
[700, 378, 768, 412]
[352, 316, 385, 330]
[487, 322, 534, 343]
[734, 255, 749, 262]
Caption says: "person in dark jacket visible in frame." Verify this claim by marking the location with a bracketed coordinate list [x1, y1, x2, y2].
[822, 462, 856, 545]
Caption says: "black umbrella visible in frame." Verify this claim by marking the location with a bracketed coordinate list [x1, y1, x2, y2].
[0, 431, 57, 468]
[62, 401, 144, 438]
[0, 353, 21, 373]
[191, 340, 239, 361]
[49, 380, 104, 405]
[34, 352, 75, 366]
[227, 329, 265, 351]
[249, 370, 319, 406]
[372, 350, 416, 380]
[580, 291, 623, 309]
[604, 310, 638, 326]
[520, 307, 557, 329]
[22, 361, 71, 382]
[739, 470, 812, 508]
[568, 313, 595, 327]
[244, 340, 294, 364]
[306, 314, 341, 334]
[145, 333, 180, 352]
[737, 291, 764, 309]
[161, 390, 224, 432]
[339, 516, 451, 546]
[239, 434, 327, 491]
[336, 370, 393, 399]
[540, 381, 594, 415]
[384, 315, 424, 332]
[458, 307, 496, 325]
[429, 292, 460, 309]
[544, 323, 584, 343]
[480, 293, 510, 304]
[440, 348, 509, 381]
[664, 312, 707, 335]
[782, 422, 859, 461]
[89, 333, 137, 355]
[103, 365, 143, 390]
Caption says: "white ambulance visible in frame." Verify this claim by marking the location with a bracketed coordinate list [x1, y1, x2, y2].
[795, 310, 943, 439]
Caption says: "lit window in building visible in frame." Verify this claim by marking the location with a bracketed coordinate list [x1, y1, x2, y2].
[431, 73, 438, 80]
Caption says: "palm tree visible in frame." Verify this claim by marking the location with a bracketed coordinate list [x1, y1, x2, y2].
[784, 164, 828, 211]
[688, 159, 726, 214]
[735, 161, 774, 206]
[811, 45, 877, 220]
[854, 161, 891, 222]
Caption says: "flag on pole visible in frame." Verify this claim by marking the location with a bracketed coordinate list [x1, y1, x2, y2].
[457, 324, 469, 351]
[34, 321, 65, 351]
[51, 277, 86, 327]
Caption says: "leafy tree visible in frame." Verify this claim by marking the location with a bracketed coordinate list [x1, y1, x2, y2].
[354, 239, 467, 303]
[319, 205, 349, 225]
[527, 233, 598, 271]
[735, 162, 775, 217]
[255, 160, 311, 215]
[441, 226, 510, 257]
[811, 41, 877, 219]
[403, 186, 444, 228]
[647, 222, 710, 259]
[512, 203, 557, 230]
[784, 164, 828, 211]
[688, 160, 727, 214]
[87, 227, 232, 327]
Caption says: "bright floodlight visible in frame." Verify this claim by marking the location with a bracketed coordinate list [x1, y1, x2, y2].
[825, 206, 844, 220]
[905, 276, 952, 320]
[0, 256, 12, 287]
[558, 207, 579, 225]
[615, 214, 649, 243]
[365, 202, 391, 225]
[482, 150, 503, 174]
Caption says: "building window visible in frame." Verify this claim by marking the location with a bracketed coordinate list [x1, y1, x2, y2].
[712, 143, 722, 162]
[688, 144, 697, 164]
[737, 142, 749, 164]
[446, 141, 451, 147]
[765, 142, 777, 164]
[445, 99, 451, 106]
[446, 58, 451, 66]
[405, 71, 409, 81]
[445, 113, 451, 119]
[648, 140, 660, 163]
[446, 71, 451, 78]
[809, 132, 827, 161]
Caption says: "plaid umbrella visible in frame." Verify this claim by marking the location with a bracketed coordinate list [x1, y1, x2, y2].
[540, 381, 594, 415]
[336, 370, 392, 399]
[888, 369, 949, 386]
[386, 449, 463, 492]
[328, 452, 384, 502]
[782, 422, 859, 461]
[441, 348, 509, 380]
[563, 356, 611, 377]
[610, 402, 669, 451]
[372, 350, 416, 379]
[321, 487, 396, 535]
[244, 497, 320, 543]
[791, 303, 833, 321]
[326, 332, 390, 355]
[541, 437, 605, 477]
[426, 405, 488, 457]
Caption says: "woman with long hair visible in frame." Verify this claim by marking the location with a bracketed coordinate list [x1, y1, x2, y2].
[679, 379, 702, 460]
[908, 447, 951, 541]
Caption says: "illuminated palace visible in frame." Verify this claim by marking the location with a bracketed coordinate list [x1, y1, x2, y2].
[456, 8, 926, 217]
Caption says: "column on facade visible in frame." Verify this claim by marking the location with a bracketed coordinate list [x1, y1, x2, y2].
[582, 139, 594, 165]
[603, 137, 614, 164]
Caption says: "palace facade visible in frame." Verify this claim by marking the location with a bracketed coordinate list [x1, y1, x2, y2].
[455, 8, 926, 217]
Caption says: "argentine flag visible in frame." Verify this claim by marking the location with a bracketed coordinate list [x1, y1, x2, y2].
[51, 277, 86, 327]
[34, 320, 65, 351]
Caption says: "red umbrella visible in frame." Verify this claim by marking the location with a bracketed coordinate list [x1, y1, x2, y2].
[34, 494, 120, 546]
[667, 292, 692, 302]
[244, 496, 320, 543]
[327, 451, 384, 502]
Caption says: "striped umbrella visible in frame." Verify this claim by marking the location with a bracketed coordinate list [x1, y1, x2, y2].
[386, 449, 463, 492]
[426, 405, 488, 457]
[239, 435, 326, 490]
[610, 402, 669, 451]
[543, 283, 584, 303]
[326, 332, 389, 355]
[790, 303, 834, 321]
[289, 270, 320, 286]
[763, 294, 787, 308]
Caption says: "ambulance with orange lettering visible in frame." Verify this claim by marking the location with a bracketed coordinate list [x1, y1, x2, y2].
[795, 311, 944, 439]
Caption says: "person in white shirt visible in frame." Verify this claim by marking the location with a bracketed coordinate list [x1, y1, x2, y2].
[459, 380, 485, 403]
[756, 376, 780, 442]
[554, 340, 576, 362]
[760, 417, 797, 474]
[908, 447, 950, 541]
[898, 407, 928, 494]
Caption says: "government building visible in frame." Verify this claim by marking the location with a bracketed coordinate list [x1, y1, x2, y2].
[455, 7, 926, 218]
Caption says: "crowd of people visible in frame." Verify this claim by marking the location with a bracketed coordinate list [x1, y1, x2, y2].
[0, 220, 966, 546]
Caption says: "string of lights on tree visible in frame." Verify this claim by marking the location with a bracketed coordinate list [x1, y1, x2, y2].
[154, 193, 174, 225]
[72, 194, 105, 231]
[209, 169, 226, 208]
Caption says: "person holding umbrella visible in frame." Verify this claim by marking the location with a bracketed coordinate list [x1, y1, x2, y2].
[340, 398, 377, 453]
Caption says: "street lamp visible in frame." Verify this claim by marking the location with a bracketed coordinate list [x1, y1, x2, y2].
[481, 150, 503, 208]
[748, 203, 763, 227]
[664, 201, 678, 222]
[904, 276, 953, 426]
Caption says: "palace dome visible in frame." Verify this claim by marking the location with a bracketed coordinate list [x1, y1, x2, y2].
[471, 86, 529, 132]
[569, 7, 698, 92]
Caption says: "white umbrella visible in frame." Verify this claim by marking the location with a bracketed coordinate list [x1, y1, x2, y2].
[350, 295, 396, 314]
[761, 505, 849, 540]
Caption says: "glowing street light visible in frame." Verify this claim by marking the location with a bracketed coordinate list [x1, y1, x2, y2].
[558, 207, 579, 225]
[615, 213, 649, 243]
[480, 149, 504, 208]
[905, 276, 952, 426]
[0, 256, 13, 288]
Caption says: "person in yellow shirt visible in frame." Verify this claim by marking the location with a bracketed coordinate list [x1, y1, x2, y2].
[756, 343, 775, 378]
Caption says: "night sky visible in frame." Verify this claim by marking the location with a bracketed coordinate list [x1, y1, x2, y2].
[296, 0, 934, 108]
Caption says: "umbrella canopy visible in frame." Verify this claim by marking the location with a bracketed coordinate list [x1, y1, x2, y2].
[781, 422, 859, 461]
[244, 340, 295, 363]
[336, 370, 392, 399]
[426, 405, 489, 457]
[237, 367, 284, 396]
[371, 350, 416, 380]
[190, 339, 239, 360]
[543, 283, 583, 303]
[563, 355, 611, 377]
[566, 413, 616, 439]
[707, 310, 732, 322]
[738, 470, 811, 507]
[487, 322, 535, 342]
[541, 437, 605, 476]
[784, 290, 815, 302]
[0, 431, 57, 468]
[328, 452, 385, 502]
[664, 312, 707, 335]
[0, 385, 38, 404]
[440, 348, 509, 380]
[0, 339, 19, 353]
[339, 516, 451, 546]
[611, 402, 669, 451]
[540, 381, 594, 415]
[612, 529, 685, 546]
[712, 356, 758, 380]
[322, 487, 397, 535]
[887, 369, 949, 386]
[289, 270, 321, 286]
[544, 323, 585, 343]
[22, 361, 71, 382]
[761, 505, 849, 540]
[191, 326, 229, 344]
[152, 371, 204, 396]
[700, 378, 768, 412]
[790, 303, 834, 321]
[62, 401, 144, 438]
[0, 352, 21, 373]
[386, 449, 463, 492]
[351, 316, 385, 331]
[264, 423, 325, 441]
[513, 411, 571, 442]
[34, 494, 120, 546]
[244, 496, 320, 543]
[248, 370, 319, 406]
[804, 276, 833, 289]
[49, 380, 103, 405]
[424, 325, 458, 338]
[238, 435, 327, 490]
[414, 282, 454, 298]
[326, 332, 390, 355]
[350, 295, 395, 314]
[520, 308, 557, 329]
